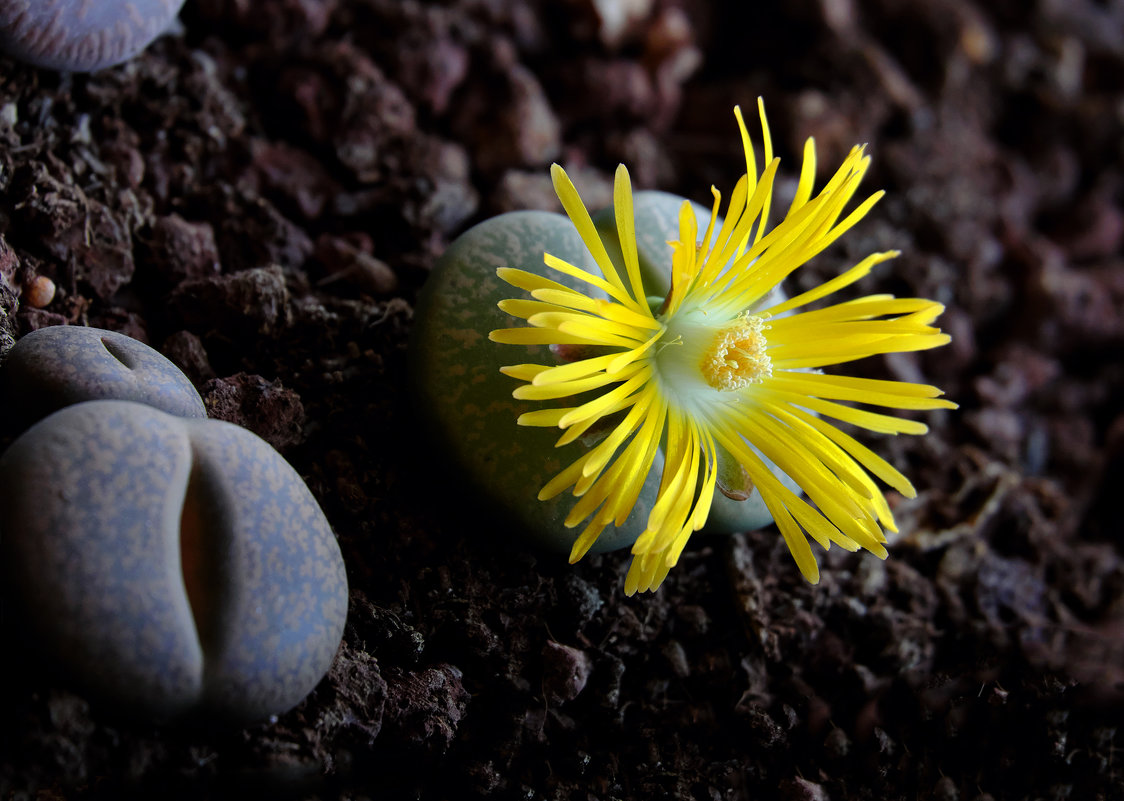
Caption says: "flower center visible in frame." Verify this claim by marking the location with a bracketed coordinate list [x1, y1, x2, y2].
[700, 315, 772, 391]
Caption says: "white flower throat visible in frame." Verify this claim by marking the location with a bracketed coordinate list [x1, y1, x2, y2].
[653, 309, 772, 407]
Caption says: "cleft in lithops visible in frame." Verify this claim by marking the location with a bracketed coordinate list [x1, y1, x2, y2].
[100, 335, 140, 370]
[0, 325, 205, 435]
[0, 399, 349, 723]
[177, 462, 223, 662]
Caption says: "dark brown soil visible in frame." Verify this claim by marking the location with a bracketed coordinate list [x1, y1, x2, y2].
[2, 1, 1123, 799]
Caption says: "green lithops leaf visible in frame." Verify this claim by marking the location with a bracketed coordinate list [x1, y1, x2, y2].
[410, 210, 662, 555]
[716, 440, 754, 501]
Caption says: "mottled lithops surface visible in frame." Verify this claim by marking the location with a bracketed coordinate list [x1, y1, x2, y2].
[0, 0, 185, 72]
[0, 325, 205, 431]
[410, 209, 663, 556]
[0, 400, 348, 723]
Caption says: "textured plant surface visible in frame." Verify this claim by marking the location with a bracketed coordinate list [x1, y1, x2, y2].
[0, 0, 185, 72]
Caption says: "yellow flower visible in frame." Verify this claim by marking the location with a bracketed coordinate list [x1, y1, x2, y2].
[490, 100, 955, 595]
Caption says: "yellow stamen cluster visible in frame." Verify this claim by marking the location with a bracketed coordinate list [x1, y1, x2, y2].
[701, 316, 772, 391]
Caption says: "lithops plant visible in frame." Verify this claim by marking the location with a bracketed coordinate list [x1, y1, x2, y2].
[411, 189, 795, 565]
[0, 0, 186, 72]
[0, 325, 205, 433]
[413, 102, 955, 593]
[412, 205, 667, 558]
[0, 400, 348, 723]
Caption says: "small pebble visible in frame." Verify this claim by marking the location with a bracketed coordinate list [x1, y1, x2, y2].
[661, 640, 690, 678]
[22, 274, 55, 308]
[541, 641, 592, 704]
[0, 400, 348, 723]
[0, 0, 186, 72]
[932, 776, 960, 801]
[0, 326, 205, 431]
[143, 214, 221, 285]
[780, 776, 829, 801]
[824, 726, 851, 759]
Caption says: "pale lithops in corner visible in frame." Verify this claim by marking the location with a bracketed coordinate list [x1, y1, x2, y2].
[0, 0, 186, 72]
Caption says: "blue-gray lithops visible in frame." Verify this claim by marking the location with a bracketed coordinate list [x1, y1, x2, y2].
[0, 325, 205, 430]
[0, 0, 185, 72]
[0, 399, 348, 723]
